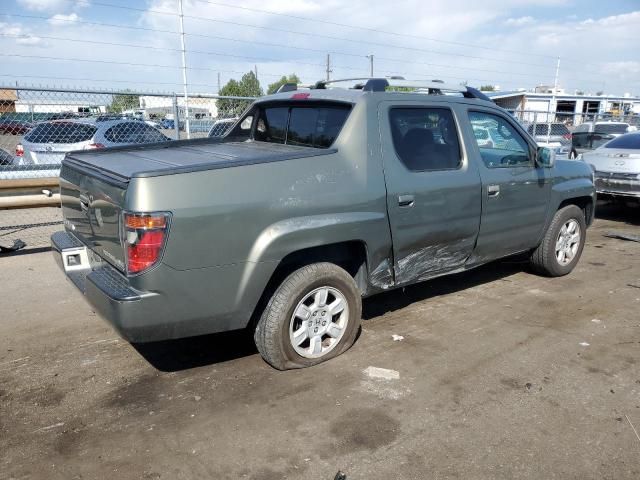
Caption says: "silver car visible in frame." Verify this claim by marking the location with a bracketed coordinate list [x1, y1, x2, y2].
[581, 132, 640, 199]
[17, 118, 170, 165]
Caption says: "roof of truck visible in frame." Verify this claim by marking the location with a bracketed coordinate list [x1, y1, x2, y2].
[259, 77, 496, 106]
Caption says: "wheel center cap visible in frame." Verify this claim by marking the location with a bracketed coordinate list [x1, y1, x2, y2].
[308, 308, 329, 335]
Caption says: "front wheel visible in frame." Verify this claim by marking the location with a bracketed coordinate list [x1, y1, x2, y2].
[254, 263, 362, 370]
[529, 205, 587, 276]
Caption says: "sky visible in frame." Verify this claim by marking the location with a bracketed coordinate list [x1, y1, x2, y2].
[0, 0, 639, 95]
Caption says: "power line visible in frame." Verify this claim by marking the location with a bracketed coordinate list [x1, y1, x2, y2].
[0, 53, 295, 77]
[193, 0, 557, 59]
[0, 73, 219, 89]
[54, 0, 556, 70]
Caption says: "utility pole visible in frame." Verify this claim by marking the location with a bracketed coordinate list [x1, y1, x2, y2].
[546, 55, 560, 144]
[366, 54, 374, 77]
[177, 0, 190, 138]
[254, 64, 258, 81]
[217, 72, 221, 93]
[326, 54, 332, 82]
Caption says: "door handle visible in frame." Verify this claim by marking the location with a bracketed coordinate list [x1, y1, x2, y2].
[487, 185, 500, 197]
[398, 194, 415, 207]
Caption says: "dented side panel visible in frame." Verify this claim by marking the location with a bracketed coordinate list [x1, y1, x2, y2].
[377, 100, 483, 285]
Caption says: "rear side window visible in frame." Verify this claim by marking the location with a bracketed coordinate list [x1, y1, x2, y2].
[104, 122, 167, 144]
[389, 108, 461, 171]
[603, 134, 640, 149]
[25, 123, 96, 144]
[252, 104, 351, 148]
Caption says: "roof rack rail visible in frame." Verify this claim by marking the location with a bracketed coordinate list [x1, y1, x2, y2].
[275, 82, 298, 93]
[309, 76, 492, 101]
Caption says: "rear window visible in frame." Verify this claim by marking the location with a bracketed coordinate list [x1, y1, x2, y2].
[603, 134, 640, 149]
[596, 123, 629, 135]
[253, 104, 351, 148]
[24, 122, 96, 144]
[104, 122, 168, 144]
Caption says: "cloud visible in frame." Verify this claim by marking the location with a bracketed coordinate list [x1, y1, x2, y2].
[18, 0, 69, 11]
[0, 22, 43, 47]
[48, 13, 81, 26]
[504, 16, 535, 27]
[17, 0, 89, 12]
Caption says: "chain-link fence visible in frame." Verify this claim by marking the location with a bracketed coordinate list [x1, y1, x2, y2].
[0, 86, 256, 252]
[509, 109, 639, 159]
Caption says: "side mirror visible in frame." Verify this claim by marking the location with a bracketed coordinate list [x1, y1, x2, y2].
[536, 146, 555, 168]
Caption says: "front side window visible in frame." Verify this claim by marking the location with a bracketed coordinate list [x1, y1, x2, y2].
[468, 111, 531, 168]
[389, 107, 462, 171]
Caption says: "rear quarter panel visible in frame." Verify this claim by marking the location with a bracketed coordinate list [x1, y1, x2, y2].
[125, 98, 391, 329]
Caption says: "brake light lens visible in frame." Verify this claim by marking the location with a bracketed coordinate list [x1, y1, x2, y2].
[563, 133, 572, 140]
[123, 212, 171, 275]
[84, 143, 105, 150]
[291, 92, 310, 99]
[16, 143, 24, 157]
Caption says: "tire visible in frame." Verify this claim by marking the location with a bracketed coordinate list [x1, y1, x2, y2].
[254, 262, 362, 370]
[569, 149, 577, 160]
[529, 205, 587, 277]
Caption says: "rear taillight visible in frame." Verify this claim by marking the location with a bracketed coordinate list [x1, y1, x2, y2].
[563, 133, 572, 140]
[84, 143, 105, 150]
[123, 212, 171, 275]
[16, 144, 23, 157]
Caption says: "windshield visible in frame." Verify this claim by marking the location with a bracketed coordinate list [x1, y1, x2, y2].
[596, 123, 629, 134]
[603, 134, 640, 150]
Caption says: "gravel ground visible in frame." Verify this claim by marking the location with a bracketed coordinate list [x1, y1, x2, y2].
[1, 202, 639, 480]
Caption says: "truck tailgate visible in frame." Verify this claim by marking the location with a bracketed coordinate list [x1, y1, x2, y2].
[59, 162, 128, 272]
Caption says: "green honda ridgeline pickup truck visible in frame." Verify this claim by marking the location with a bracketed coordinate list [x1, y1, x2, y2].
[52, 78, 595, 370]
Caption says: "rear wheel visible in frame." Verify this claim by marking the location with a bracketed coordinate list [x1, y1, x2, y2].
[569, 149, 577, 160]
[254, 262, 362, 370]
[530, 205, 586, 276]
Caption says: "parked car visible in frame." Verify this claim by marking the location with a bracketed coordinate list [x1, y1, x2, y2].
[472, 125, 498, 148]
[160, 118, 174, 129]
[0, 119, 34, 135]
[0, 147, 15, 166]
[572, 121, 635, 158]
[207, 117, 238, 138]
[580, 131, 640, 200]
[17, 119, 170, 165]
[52, 78, 595, 370]
[526, 122, 572, 159]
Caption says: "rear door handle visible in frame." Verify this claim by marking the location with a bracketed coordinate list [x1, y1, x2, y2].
[487, 185, 500, 197]
[398, 194, 415, 207]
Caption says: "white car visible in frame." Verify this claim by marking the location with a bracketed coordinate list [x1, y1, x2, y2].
[17, 118, 170, 165]
[581, 132, 640, 199]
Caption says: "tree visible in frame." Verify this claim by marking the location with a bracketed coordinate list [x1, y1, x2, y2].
[218, 71, 264, 117]
[267, 74, 301, 94]
[479, 84, 496, 92]
[109, 90, 140, 113]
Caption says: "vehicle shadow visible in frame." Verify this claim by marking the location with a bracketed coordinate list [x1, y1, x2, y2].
[362, 259, 524, 320]
[132, 329, 259, 372]
[595, 199, 640, 226]
[134, 259, 525, 372]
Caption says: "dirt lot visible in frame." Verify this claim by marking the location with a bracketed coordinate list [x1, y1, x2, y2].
[1, 202, 639, 480]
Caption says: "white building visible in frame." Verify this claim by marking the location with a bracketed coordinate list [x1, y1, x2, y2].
[486, 90, 640, 124]
[139, 95, 217, 119]
[13, 99, 107, 115]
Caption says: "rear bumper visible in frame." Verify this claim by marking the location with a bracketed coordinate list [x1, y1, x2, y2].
[594, 175, 640, 198]
[51, 230, 170, 342]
